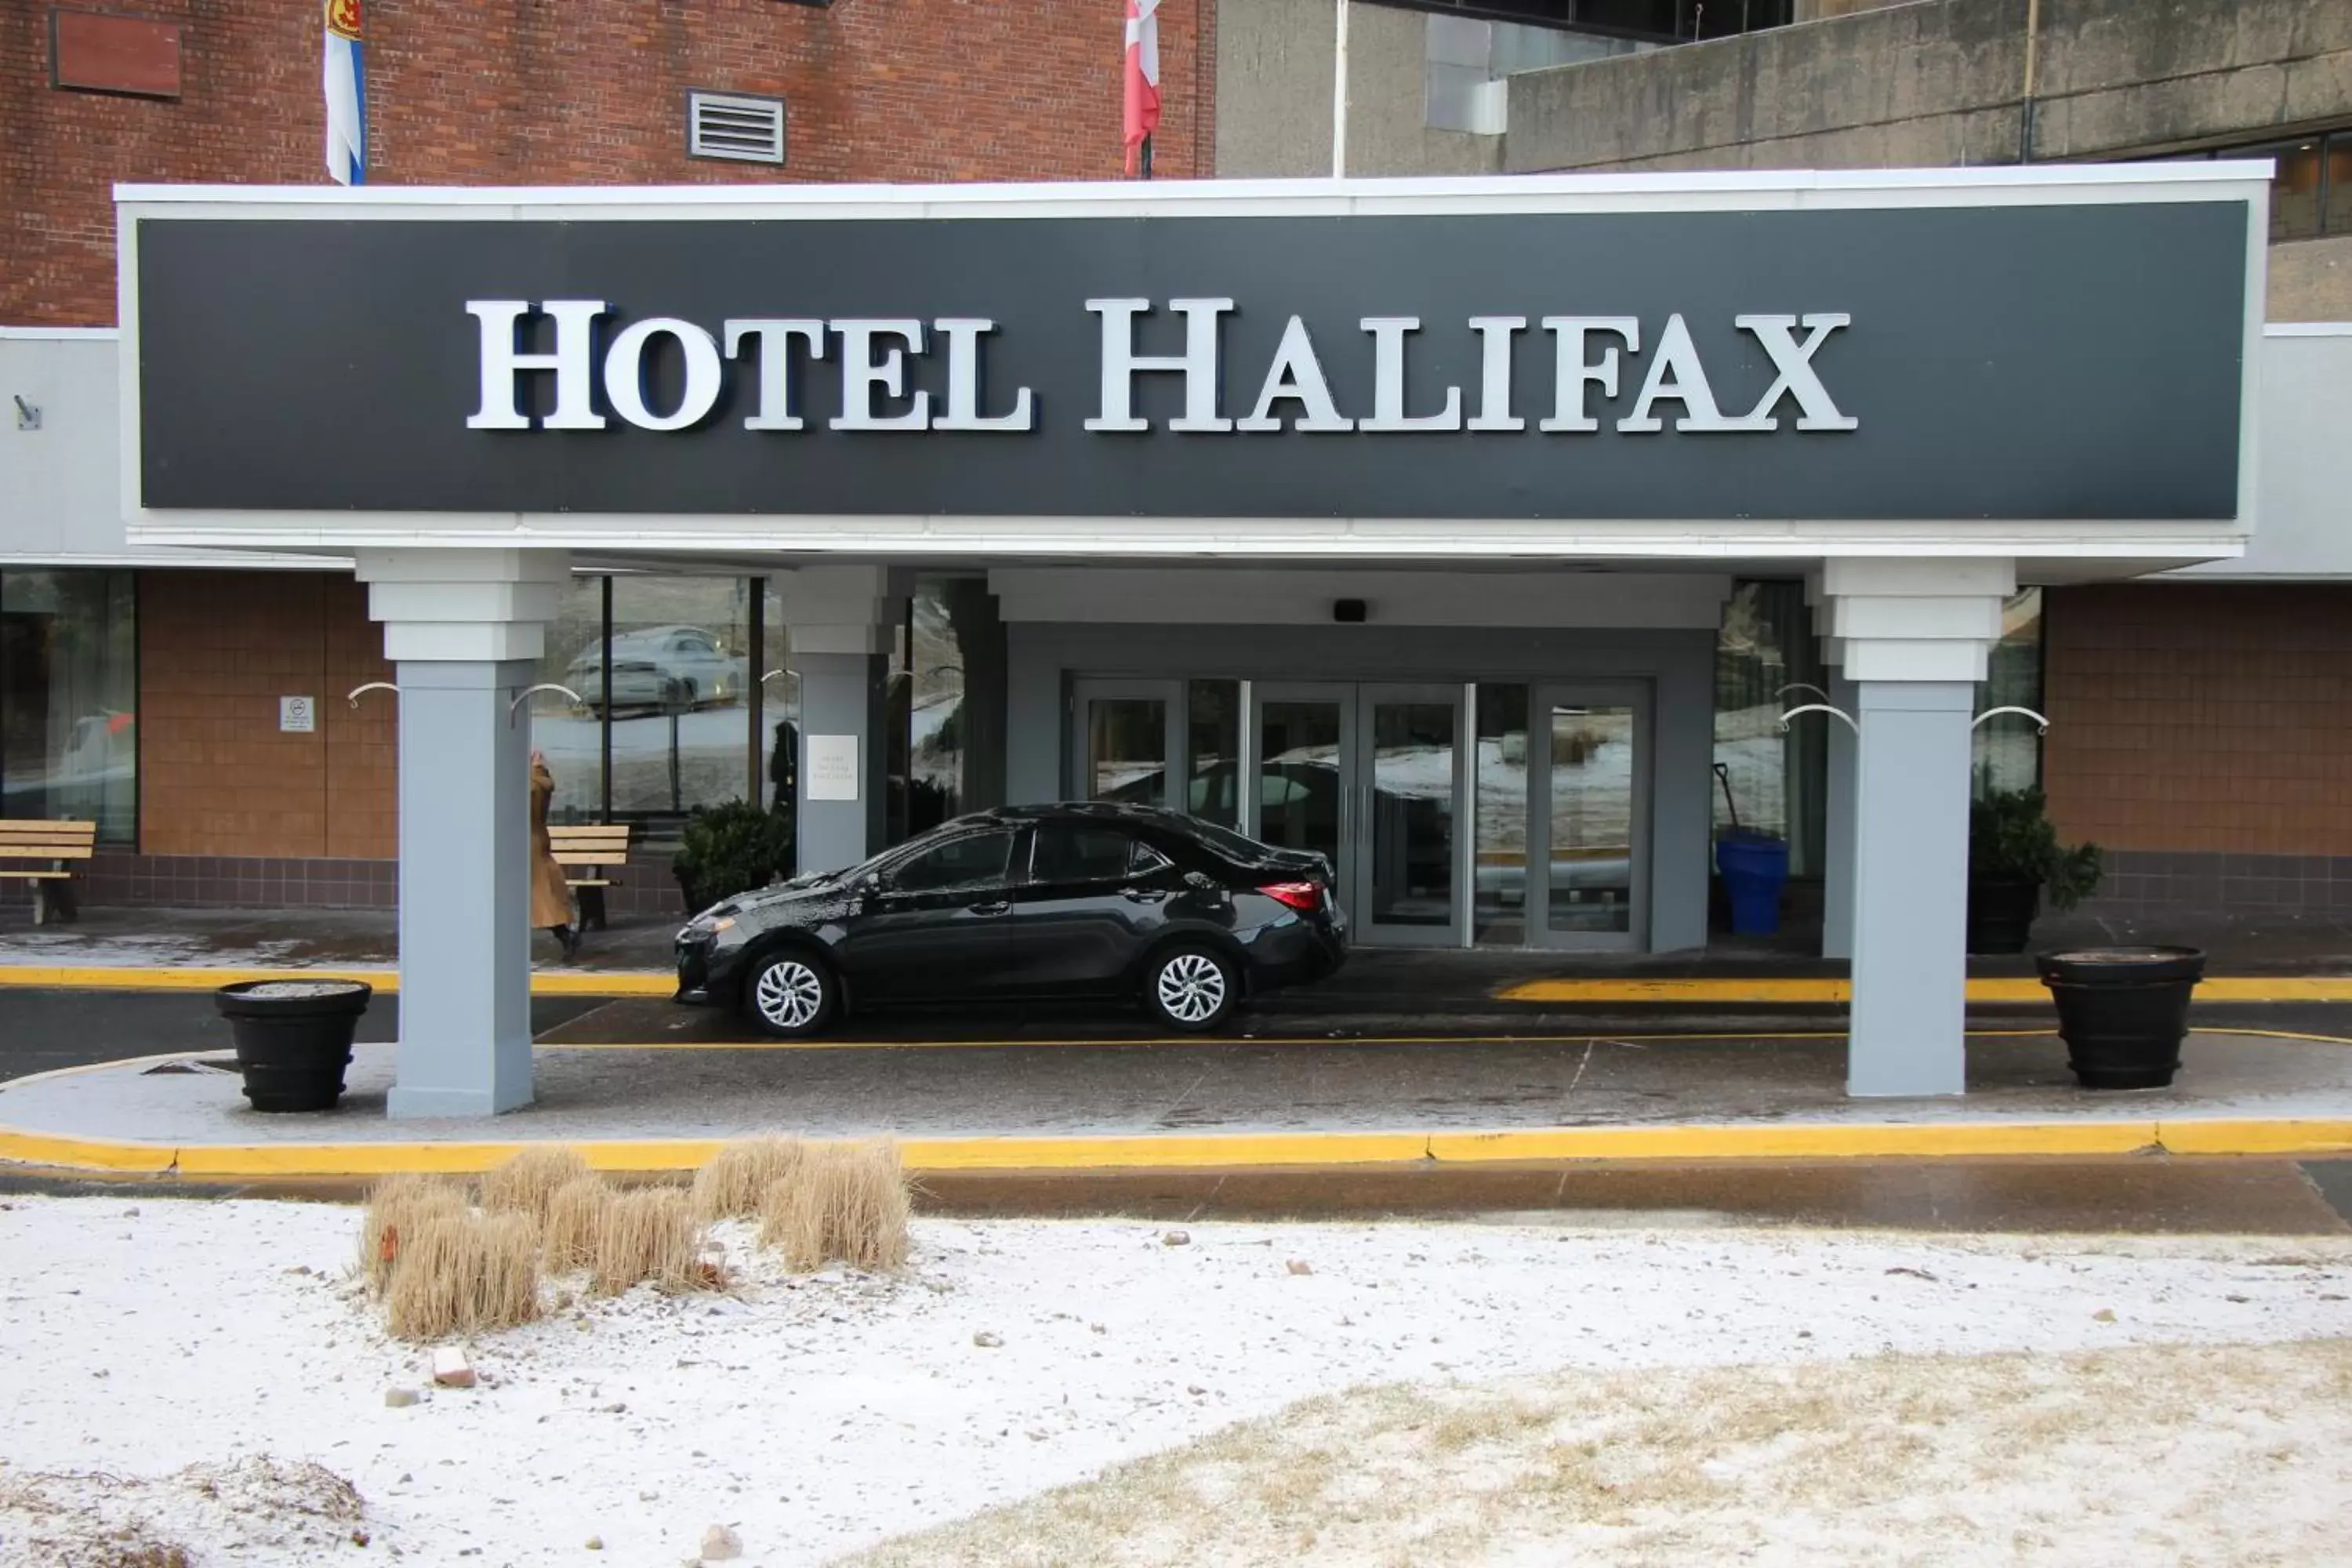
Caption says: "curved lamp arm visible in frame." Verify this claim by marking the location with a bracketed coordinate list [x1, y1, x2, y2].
[1774, 681, 1832, 704]
[1972, 705, 2050, 735]
[347, 681, 399, 708]
[508, 683, 583, 725]
[1777, 702, 1857, 734]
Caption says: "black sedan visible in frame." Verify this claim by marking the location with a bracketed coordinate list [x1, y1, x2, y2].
[673, 802, 1348, 1037]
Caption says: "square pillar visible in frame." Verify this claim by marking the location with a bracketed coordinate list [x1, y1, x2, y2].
[388, 659, 537, 1116]
[793, 648, 890, 873]
[1848, 680, 1976, 1097]
[1821, 666, 1858, 962]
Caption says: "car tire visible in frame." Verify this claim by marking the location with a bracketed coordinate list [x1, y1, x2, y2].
[1143, 943, 1237, 1034]
[742, 950, 837, 1038]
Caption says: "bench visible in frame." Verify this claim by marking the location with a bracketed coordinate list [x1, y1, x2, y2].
[1, 819, 97, 924]
[549, 823, 633, 931]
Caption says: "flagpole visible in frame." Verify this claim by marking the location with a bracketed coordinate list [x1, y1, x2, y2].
[1330, 0, 1349, 177]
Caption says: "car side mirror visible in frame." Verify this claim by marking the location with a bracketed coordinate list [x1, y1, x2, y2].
[858, 872, 885, 898]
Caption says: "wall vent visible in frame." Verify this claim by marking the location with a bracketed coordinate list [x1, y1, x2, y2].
[688, 91, 786, 165]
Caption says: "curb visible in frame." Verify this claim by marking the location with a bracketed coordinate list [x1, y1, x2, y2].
[0, 965, 673, 997]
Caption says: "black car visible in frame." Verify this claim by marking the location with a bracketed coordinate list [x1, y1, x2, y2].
[673, 802, 1348, 1037]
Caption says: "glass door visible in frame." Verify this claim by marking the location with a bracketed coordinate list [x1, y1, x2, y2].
[1070, 679, 1182, 808]
[1352, 685, 1465, 948]
[1254, 684, 1352, 904]
[1531, 683, 1648, 951]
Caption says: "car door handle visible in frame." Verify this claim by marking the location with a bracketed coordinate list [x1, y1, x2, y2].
[967, 899, 1011, 916]
[1120, 888, 1170, 905]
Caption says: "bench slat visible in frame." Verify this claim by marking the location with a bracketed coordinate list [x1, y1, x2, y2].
[0, 824, 100, 839]
[565, 877, 614, 887]
[0, 870, 77, 880]
[551, 849, 626, 862]
[549, 827, 633, 840]
[0, 847, 96, 860]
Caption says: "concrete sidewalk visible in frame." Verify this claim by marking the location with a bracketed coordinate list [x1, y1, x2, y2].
[5, 1027, 2350, 1180]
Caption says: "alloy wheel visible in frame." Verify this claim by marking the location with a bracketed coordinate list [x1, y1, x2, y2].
[753, 958, 826, 1032]
[1155, 951, 1228, 1025]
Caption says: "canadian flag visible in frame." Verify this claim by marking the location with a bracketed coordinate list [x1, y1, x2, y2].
[1123, 0, 1161, 176]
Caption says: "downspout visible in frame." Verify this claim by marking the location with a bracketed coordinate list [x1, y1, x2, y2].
[2017, 0, 2042, 165]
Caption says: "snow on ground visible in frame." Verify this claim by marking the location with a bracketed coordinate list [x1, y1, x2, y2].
[2, 1197, 2349, 1566]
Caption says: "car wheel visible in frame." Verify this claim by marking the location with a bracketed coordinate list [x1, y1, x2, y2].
[744, 951, 835, 1038]
[1144, 944, 1236, 1033]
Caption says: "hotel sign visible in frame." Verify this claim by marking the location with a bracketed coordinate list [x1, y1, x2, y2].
[128, 195, 2251, 521]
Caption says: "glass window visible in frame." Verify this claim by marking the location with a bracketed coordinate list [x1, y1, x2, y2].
[1711, 581, 1826, 875]
[1473, 684, 1530, 946]
[888, 827, 1014, 894]
[760, 579, 796, 817]
[1973, 588, 2044, 798]
[2328, 136, 2352, 238]
[908, 583, 964, 834]
[529, 575, 608, 828]
[2261, 138, 2324, 242]
[607, 575, 753, 841]
[1, 570, 137, 843]
[1088, 697, 1168, 801]
[1186, 680, 1240, 826]
[1029, 822, 1134, 884]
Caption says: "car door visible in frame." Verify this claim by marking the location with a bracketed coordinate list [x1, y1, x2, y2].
[1004, 822, 1181, 996]
[829, 825, 1022, 1004]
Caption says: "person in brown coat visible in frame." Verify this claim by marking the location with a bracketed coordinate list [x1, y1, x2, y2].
[529, 750, 580, 961]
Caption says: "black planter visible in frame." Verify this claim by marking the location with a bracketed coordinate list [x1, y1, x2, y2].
[2034, 946, 2205, 1091]
[213, 979, 372, 1112]
[1965, 877, 2042, 955]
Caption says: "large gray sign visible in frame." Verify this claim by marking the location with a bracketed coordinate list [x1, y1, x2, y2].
[132, 202, 2247, 520]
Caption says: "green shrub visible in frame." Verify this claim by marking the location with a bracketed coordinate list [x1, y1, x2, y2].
[673, 799, 792, 911]
[1969, 787, 2102, 910]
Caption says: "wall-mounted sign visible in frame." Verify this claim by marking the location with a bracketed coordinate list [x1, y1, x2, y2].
[805, 735, 858, 803]
[278, 695, 317, 734]
[126, 187, 2252, 522]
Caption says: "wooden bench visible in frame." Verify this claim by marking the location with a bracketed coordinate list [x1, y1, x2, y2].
[1, 819, 97, 925]
[549, 823, 633, 931]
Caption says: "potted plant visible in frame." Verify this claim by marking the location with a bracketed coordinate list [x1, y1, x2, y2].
[672, 799, 793, 914]
[212, 978, 373, 1112]
[1966, 788, 2102, 954]
[2034, 946, 2205, 1090]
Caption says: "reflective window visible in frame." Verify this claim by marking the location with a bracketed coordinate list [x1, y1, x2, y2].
[890, 828, 1014, 894]
[1186, 680, 1240, 827]
[529, 575, 608, 828]
[2164, 129, 2352, 241]
[1972, 588, 2045, 798]
[1, 570, 137, 843]
[1029, 823, 1134, 884]
[1711, 581, 1825, 876]
[606, 576, 753, 837]
[1473, 684, 1530, 946]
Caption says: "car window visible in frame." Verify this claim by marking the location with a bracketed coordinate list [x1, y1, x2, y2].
[1130, 840, 1171, 875]
[888, 829, 1016, 894]
[1029, 823, 1135, 884]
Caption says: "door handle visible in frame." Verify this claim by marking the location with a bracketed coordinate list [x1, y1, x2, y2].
[967, 900, 1011, 916]
[1120, 888, 1170, 904]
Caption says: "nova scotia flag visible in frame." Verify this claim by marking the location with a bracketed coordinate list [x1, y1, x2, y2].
[324, 0, 367, 185]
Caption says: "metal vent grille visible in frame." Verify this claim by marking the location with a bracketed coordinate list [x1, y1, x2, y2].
[688, 91, 786, 165]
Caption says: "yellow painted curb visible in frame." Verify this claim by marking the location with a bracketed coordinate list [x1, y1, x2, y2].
[0, 965, 673, 998]
[13, 1116, 2352, 1181]
[1496, 976, 2352, 1004]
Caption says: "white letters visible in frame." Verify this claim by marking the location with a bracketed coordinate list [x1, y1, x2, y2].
[1237, 316, 1354, 433]
[830, 320, 932, 432]
[724, 318, 826, 430]
[1731, 313, 1859, 431]
[466, 299, 608, 430]
[1085, 298, 1235, 433]
[932, 318, 1036, 431]
[1617, 313, 1739, 434]
[1539, 317, 1639, 433]
[604, 318, 723, 432]
[1358, 318, 1463, 433]
[1465, 316, 1526, 432]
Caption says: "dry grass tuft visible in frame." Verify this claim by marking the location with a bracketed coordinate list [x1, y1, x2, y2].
[383, 1210, 543, 1341]
[758, 1139, 911, 1273]
[541, 1174, 611, 1274]
[691, 1135, 808, 1221]
[358, 1174, 469, 1296]
[590, 1187, 713, 1296]
[478, 1145, 592, 1220]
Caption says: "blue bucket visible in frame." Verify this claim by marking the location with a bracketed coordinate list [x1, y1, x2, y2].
[1715, 830, 1789, 936]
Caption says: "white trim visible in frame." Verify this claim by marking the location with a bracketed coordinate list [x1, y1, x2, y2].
[0, 552, 351, 571]
[2263, 321, 2352, 336]
[0, 327, 119, 340]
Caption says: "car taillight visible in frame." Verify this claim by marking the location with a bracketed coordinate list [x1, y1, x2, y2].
[1260, 880, 1321, 913]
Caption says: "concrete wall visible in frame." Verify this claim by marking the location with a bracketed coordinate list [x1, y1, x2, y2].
[0, 332, 119, 564]
[2184, 328, 2352, 580]
[1217, 0, 1503, 177]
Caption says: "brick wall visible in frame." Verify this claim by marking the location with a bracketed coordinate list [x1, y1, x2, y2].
[5, 0, 1219, 326]
[2043, 583, 2352, 913]
[137, 569, 395, 860]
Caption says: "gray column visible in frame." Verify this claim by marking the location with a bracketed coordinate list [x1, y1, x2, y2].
[1847, 679, 1976, 1098]
[793, 649, 889, 873]
[388, 659, 537, 1116]
[1821, 666, 1858, 962]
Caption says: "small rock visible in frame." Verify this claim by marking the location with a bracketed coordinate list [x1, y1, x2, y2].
[122, 1207, 140, 1218]
[584, 1537, 604, 1552]
[2225, 1294, 2250, 1304]
[972, 1330, 1004, 1348]
[1285, 1259, 1314, 1276]
[2092, 1308, 2118, 1323]
[1186, 1384, 1206, 1396]
[700, 1523, 743, 1561]
[284, 1264, 314, 1276]
[432, 1347, 476, 1388]
[1161, 1230, 1191, 1247]
[1795, 1329, 1813, 1339]
[350, 1530, 370, 1547]
[383, 1388, 420, 1409]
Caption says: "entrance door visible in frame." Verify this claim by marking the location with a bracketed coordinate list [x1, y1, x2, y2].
[1072, 679, 1183, 808]
[1530, 684, 1648, 951]
[1250, 683, 1465, 947]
